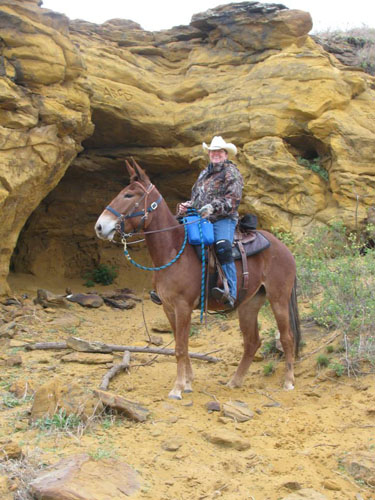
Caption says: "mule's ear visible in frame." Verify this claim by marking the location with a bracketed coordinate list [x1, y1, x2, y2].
[131, 157, 148, 182]
[125, 160, 137, 180]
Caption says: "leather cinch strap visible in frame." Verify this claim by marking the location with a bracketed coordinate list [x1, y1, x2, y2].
[237, 240, 249, 302]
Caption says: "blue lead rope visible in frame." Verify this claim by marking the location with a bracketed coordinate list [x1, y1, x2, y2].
[123, 223, 188, 271]
[193, 211, 206, 324]
[122, 209, 207, 324]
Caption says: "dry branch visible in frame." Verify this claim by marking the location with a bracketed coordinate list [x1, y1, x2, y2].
[99, 351, 131, 390]
[26, 336, 221, 363]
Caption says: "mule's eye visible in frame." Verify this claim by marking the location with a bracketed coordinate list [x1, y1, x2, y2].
[124, 193, 133, 198]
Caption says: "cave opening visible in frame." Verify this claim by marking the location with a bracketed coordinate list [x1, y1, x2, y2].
[284, 134, 331, 182]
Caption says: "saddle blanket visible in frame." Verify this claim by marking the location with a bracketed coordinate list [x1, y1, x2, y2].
[232, 231, 270, 259]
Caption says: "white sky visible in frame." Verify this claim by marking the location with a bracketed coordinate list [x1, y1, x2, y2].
[41, 0, 374, 33]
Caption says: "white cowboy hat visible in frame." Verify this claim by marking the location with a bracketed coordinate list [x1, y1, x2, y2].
[202, 136, 237, 156]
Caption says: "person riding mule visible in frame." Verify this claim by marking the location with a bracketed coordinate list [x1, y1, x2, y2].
[95, 160, 301, 400]
[168, 136, 243, 308]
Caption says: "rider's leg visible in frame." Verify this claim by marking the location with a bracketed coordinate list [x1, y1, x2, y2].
[212, 218, 237, 304]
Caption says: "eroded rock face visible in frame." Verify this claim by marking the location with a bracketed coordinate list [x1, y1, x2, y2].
[1, 1, 375, 290]
[0, 0, 93, 293]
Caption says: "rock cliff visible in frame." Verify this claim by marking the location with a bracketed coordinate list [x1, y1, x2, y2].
[1, 0, 374, 293]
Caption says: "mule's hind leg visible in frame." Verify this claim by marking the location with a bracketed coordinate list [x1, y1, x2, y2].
[269, 299, 295, 390]
[227, 290, 266, 388]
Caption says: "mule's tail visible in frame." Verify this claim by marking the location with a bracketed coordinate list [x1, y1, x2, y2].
[289, 277, 301, 357]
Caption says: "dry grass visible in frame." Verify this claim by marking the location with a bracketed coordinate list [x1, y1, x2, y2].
[0, 450, 46, 500]
[314, 25, 375, 74]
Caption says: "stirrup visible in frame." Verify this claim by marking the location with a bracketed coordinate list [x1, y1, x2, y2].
[211, 287, 235, 309]
[150, 290, 162, 305]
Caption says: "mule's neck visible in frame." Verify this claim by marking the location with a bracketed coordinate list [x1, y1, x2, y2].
[143, 192, 185, 268]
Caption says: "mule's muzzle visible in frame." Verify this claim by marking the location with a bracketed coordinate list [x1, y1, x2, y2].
[95, 214, 117, 240]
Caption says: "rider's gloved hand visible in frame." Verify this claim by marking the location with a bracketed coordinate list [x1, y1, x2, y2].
[199, 204, 214, 218]
[177, 201, 193, 216]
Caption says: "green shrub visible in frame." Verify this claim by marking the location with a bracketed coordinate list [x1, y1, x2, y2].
[33, 409, 82, 431]
[261, 328, 282, 358]
[84, 264, 118, 286]
[329, 362, 346, 377]
[316, 354, 330, 368]
[294, 221, 375, 376]
[297, 157, 328, 181]
[263, 362, 275, 376]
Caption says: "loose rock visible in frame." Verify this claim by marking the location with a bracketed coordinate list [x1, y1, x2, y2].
[34, 289, 69, 308]
[342, 451, 375, 486]
[31, 377, 101, 422]
[222, 400, 254, 422]
[66, 293, 104, 308]
[0, 440, 23, 460]
[203, 429, 251, 451]
[30, 454, 141, 499]
[206, 401, 221, 412]
[60, 352, 114, 364]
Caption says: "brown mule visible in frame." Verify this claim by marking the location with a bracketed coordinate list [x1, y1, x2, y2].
[95, 161, 301, 399]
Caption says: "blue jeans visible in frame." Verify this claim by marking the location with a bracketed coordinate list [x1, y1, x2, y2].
[213, 218, 237, 300]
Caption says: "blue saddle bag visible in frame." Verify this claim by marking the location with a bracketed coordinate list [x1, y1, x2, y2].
[183, 215, 214, 246]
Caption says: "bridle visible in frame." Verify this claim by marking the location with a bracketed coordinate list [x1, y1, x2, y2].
[105, 182, 162, 239]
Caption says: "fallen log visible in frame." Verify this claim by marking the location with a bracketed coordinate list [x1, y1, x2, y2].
[26, 337, 221, 363]
[100, 351, 131, 390]
[93, 389, 149, 422]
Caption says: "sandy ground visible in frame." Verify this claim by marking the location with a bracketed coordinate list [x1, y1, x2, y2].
[1, 273, 375, 500]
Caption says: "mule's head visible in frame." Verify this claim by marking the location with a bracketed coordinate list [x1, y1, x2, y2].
[95, 160, 156, 241]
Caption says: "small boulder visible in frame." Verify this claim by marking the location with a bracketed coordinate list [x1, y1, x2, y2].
[151, 320, 172, 333]
[162, 438, 182, 452]
[9, 379, 35, 398]
[342, 451, 375, 487]
[31, 377, 101, 422]
[321, 479, 341, 491]
[34, 289, 69, 308]
[0, 321, 16, 338]
[203, 428, 251, 451]
[283, 481, 302, 491]
[5, 354, 22, 367]
[60, 353, 114, 364]
[66, 293, 104, 308]
[0, 439, 23, 460]
[102, 297, 135, 310]
[222, 400, 254, 422]
[30, 454, 141, 499]
[206, 401, 221, 412]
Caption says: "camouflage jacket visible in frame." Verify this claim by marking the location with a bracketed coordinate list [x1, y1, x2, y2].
[189, 160, 243, 222]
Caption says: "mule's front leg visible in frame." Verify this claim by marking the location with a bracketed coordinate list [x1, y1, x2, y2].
[168, 307, 193, 400]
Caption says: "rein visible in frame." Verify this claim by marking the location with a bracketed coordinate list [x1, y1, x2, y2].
[106, 184, 206, 323]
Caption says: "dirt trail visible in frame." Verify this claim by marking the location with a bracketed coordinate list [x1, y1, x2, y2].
[1, 274, 374, 500]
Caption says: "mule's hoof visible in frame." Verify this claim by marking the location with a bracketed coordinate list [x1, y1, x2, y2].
[227, 379, 242, 389]
[284, 382, 294, 390]
[183, 389, 193, 393]
[168, 390, 182, 400]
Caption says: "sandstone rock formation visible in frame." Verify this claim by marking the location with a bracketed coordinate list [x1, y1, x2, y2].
[1, 0, 374, 292]
[0, 0, 93, 293]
